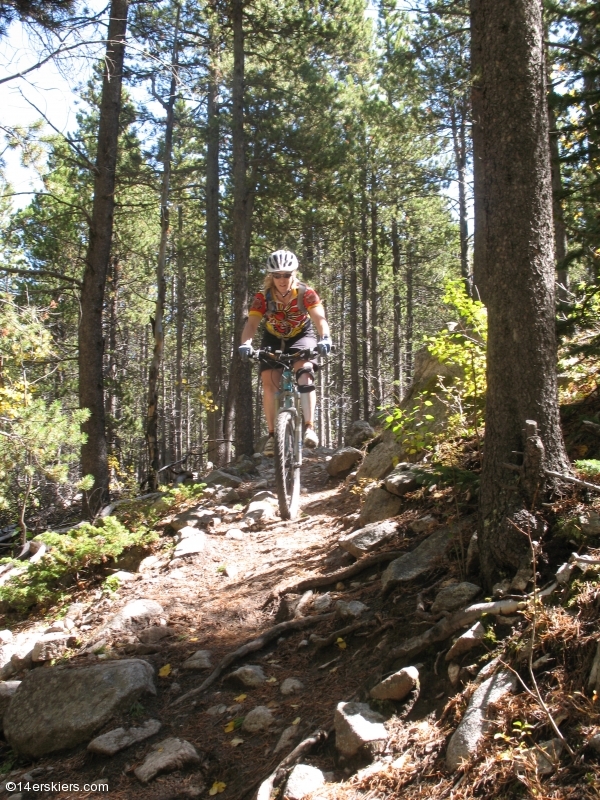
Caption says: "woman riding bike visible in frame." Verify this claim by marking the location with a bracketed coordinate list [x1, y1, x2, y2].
[238, 250, 331, 456]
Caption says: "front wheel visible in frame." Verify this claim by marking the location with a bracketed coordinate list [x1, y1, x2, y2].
[274, 410, 300, 520]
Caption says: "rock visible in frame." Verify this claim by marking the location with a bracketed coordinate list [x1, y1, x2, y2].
[294, 591, 314, 618]
[0, 680, 20, 718]
[251, 490, 277, 502]
[590, 733, 600, 754]
[228, 665, 266, 687]
[4, 659, 156, 758]
[283, 764, 325, 800]
[138, 555, 162, 573]
[410, 514, 437, 534]
[244, 499, 278, 525]
[446, 622, 486, 661]
[171, 508, 219, 531]
[446, 670, 517, 771]
[107, 599, 164, 631]
[280, 678, 304, 696]
[358, 487, 404, 527]
[313, 593, 332, 612]
[327, 447, 362, 476]
[431, 582, 481, 614]
[223, 563, 239, 578]
[577, 510, 600, 536]
[242, 705, 274, 733]
[339, 520, 398, 558]
[336, 600, 369, 619]
[183, 650, 213, 671]
[87, 719, 162, 756]
[381, 523, 458, 592]
[345, 420, 375, 448]
[0, 630, 14, 644]
[173, 533, 207, 559]
[448, 663, 461, 686]
[274, 725, 299, 754]
[110, 570, 139, 583]
[334, 701, 388, 758]
[202, 469, 244, 488]
[369, 667, 419, 701]
[514, 738, 563, 777]
[357, 429, 404, 481]
[134, 737, 200, 783]
[384, 467, 419, 497]
[31, 633, 73, 663]
[138, 626, 174, 644]
[226, 528, 245, 540]
[466, 533, 479, 575]
[206, 704, 227, 716]
[588, 640, 600, 695]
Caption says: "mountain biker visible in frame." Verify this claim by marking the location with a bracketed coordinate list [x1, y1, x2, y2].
[238, 250, 332, 457]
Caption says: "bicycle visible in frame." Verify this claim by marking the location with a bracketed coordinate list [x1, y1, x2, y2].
[252, 347, 318, 520]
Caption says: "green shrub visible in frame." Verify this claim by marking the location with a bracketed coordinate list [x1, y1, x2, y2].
[574, 459, 600, 478]
[0, 517, 157, 612]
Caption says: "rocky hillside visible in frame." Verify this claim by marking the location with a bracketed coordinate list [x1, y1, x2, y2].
[0, 422, 598, 800]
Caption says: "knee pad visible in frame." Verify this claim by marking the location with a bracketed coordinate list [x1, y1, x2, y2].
[298, 383, 315, 394]
[296, 365, 315, 393]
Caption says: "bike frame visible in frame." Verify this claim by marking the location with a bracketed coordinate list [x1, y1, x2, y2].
[275, 358, 303, 470]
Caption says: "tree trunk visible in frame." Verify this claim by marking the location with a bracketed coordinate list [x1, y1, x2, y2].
[450, 102, 471, 294]
[205, 27, 225, 466]
[145, 5, 180, 490]
[473, 0, 571, 588]
[228, 0, 254, 458]
[349, 227, 360, 422]
[370, 173, 382, 410]
[361, 200, 370, 420]
[174, 206, 185, 462]
[105, 256, 120, 461]
[470, 0, 486, 301]
[391, 218, 403, 405]
[548, 100, 569, 300]
[337, 260, 346, 448]
[79, 0, 128, 515]
[405, 241, 414, 384]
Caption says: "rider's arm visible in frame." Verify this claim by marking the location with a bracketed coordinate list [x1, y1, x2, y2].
[308, 303, 330, 339]
[240, 314, 261, 346]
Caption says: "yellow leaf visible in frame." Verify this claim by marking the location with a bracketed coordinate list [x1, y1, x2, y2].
[292, 717, 301, 725]
[330, 666, 338, 673]
[189, 637, 199, 642]
[234, 694, 247, 702]
[158, 664, 171, 678]
[224, 720, 236, 733]
[209, 781, 227, 795]
[290, 704, 299, 708]
[230, 737, 244, 747]
[266, 676, 278, 683]
[336, 637, 347, 650]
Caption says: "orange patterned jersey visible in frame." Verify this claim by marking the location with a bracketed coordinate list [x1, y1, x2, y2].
[249, 285, 321, 338]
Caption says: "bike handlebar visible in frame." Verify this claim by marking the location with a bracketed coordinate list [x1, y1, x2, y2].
[252, 347, 319, 367]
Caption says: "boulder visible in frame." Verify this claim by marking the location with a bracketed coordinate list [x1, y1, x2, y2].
[445, 622, 486, 661]
[4, 659, 156, 758]
[327, 447, 362, 477]
[171, 508, 219, 531]
[358, 487, 403, 527]
[182, 650, 213, 671]
[313, 593, 332, 612]
[339, 520, 398, 558]
[283, 764, 325, 800]
[280, 678, 304, 696]
[334, 701, 388, 758]
[274, 725, 299, 754]
[173, 532, 207, 559]
[384, 466, 419, 497]
[446, 670, 517, 771]
[244, 499, 278, 525]
[87, 719, 161, 756]
[228, 665, 266, 687]
[335, 600, 369, 619]
[577, 510, 600, 537]
[242, 705, 274, 733]
[431, 582, 481, 614]
[345, 420, 375, 448]
[202, 469, 244, 488]
[357, 430, 405, 482]
[134, 737, 200, 783]
[0, 681, 20, 719]
[514, 738, 563, 777]
[107, 599, 164, 632]
[31, 633, 74, 663]
[381, 526, 454, 592]
[138, 626, 174, 645]
[410, 514, 437, 533]
[369, 667, 419, 701]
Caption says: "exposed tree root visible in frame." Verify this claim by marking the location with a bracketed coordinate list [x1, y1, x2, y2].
[171, 613, 335, 707]
[311, 618, 376, 649]
[255, 728, 330, 800]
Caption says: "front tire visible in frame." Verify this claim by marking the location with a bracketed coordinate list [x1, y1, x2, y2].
[274, 410, 300, 519]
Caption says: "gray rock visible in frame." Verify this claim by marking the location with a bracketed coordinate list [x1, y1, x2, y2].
[448, 662, 461, 686]
[446, 622, 486, 661]
[244, 499, 278, 525]
[357, 430, 404, 481]
[466, 533, 479, 575]
[31, 633, 73, 662]
[313, 593, 332, 612]
[431, 582, 481, 614]
[410, 514, 437, 533]
[334, 701, 388, 757]
[358, 487, 403, 527]
[578, 510, 600, 536]
[514, 738, 563, 777]
[173, 532, 207, 559]
[283, 764, 325, 800]
[381, 524, 456, 592]
[0, 680, 20, 718]
[183, 650, 213, 671]
[369, 667, 419, 701]
[251, 490, 277, 502]
[274, 725, 299, 754]
[138, 626, 174, 644]
[384, 469, 419, 497]
[339, 520, 398, 558]
[226, 528, 245, 540]
[280, 678, 304, 696]
[4, 659, 156, 758]
[345, 420, 375, 449]
[588, 640, 600, 695]
[327, 447, 362, 476]
[228, 664, 266, 687]
[172, 508, 219, 531]
[110, 570, 139, 583]
[107, 599, 164, 631]
[336, 600, 369, 619]
[242, 705, 274, 733]
[590, 733, 600, 754]
[446, 670, 517, 771]
[0, 630, 13, 644]
[202, 469, 244, 488]
[138, 555, 162, 573]
[206, 704, 227, 716]
[87, 719, 161, 756]
[134, 737, 200, 783]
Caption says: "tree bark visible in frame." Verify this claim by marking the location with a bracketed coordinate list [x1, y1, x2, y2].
[473, 0, 571, 588]
[175, 206, 185, 462]
[405, 240, 414, 384]
[145, 4, 180, 490]
[548, 99, 569, 300]
[337, 261, 346, 448]
[79, 0, 128, 516]
[349, 227, 360, 422]
[450, 101, 471, 294]
[391, 218, 403, 405]
[205, 23, 225, 466]
[370, 172, 382, 410]
[470, 0, 486, 301]
[361, 190, 370, 420]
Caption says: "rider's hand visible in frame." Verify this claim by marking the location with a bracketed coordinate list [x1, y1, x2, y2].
[317, 335, 331, 356]
[238, 344, 253, 362]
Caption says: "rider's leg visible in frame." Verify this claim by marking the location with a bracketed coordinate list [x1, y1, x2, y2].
[261, 367, 281, 433]
[294, 361, 318, 447]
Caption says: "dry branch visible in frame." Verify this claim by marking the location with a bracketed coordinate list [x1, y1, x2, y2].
[255, 728, 330, 800]
[386, 599, 525, 663]
[311, 618, 375, 649]
[545, 469, 600, 493]
[171, 612, 334, 707]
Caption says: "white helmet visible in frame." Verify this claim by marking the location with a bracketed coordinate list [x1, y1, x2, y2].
[266, 250, 298, 273]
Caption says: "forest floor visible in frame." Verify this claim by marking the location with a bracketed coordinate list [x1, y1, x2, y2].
[1, 433, 600, 800]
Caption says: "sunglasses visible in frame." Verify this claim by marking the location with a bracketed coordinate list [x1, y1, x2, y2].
[272, 273, 293, 280]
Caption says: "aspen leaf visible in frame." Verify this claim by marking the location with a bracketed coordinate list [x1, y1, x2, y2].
[224, 720, 236, 733]
[209, 781, 226, 795]
[230, 738, 244, 747]
[158, 664, 171, 678]
[292, 717, 301, 725]
[189, 637, 199, 642]
[266, 676, 278, 683]
[234, 693, 247, 702]
[336, 637, 347, 649]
